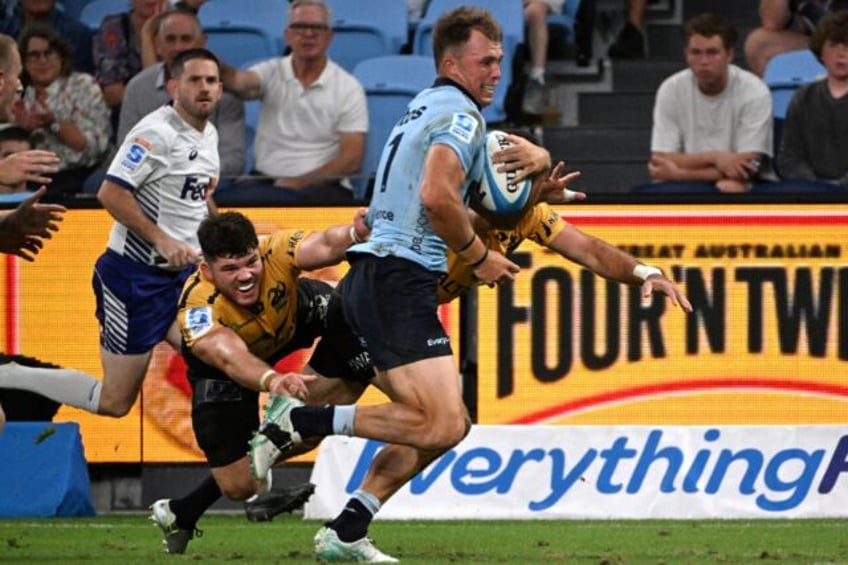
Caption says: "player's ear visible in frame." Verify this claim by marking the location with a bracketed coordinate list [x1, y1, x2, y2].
[166, 77, 177, 98]
[199, 260, 212, 280]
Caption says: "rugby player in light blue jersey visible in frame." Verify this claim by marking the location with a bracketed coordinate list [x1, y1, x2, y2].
[248, 7, 553, 562]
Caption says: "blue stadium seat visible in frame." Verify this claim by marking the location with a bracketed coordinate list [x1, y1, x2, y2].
[324, 0, 409, 73]
[78, 0, 127, 30]
[547, 0, 580, 43]
[352, 55, 436, 200]
[242, 99, 260, 176]
[412, 0, 524, 123]
[198, 0, 288, 66]
[763, 49, 825, 121]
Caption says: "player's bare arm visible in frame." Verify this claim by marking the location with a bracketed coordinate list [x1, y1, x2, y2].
[552, 224, 692, 312]
[421, 145, 518, 285]
[295, 215, 369, 271]
[190, 326, 313, 397]
[98, 180, 201, 267]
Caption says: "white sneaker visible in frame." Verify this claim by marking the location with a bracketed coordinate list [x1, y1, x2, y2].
[313, 526, 398, 563]
[248, 395, 304, 482]
[149, 499, 201, 554]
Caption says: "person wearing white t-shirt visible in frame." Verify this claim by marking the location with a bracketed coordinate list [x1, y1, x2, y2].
[647, 13, 773, 193]
[220, 0, 367, 202]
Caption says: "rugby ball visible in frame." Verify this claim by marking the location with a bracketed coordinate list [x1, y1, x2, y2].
[473, 130, 533, 215]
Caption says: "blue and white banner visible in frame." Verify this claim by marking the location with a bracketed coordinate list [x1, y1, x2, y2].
[305, 425, 848, 519]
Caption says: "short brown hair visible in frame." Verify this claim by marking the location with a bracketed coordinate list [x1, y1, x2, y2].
[810, 10, 848, 60]
[682, 13, 737, 50]
[432, 7, 502, 67]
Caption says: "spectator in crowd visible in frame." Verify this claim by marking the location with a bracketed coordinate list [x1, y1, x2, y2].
[744, 1, 838, 77]
[93, 0, 163, 136]
[0, 126, 34, 201]
[522, 0, 563, 116]
[0, 0, 94, 74]
[608, 0, 646, 59]
[220, 0, 367, 203]
[645, 13, 773, 193]
[119, 9, 245, 176]
[776, 10, 848, 189]
[14, 24, 111, 200]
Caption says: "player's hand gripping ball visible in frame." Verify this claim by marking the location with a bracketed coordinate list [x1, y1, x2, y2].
[473, 130, 533, 215]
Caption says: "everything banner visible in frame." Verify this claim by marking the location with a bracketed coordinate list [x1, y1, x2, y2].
[476, 205, 848, 426]
[306, 426, 848, 519]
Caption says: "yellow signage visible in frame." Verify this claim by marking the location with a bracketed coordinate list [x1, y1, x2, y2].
[477, 204, 848, 426]
[1, 207, 458, 463]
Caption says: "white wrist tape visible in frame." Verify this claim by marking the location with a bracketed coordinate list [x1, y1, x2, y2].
[349, 225, 364, 244]
[259, 369, 276, 392]
[633, 265, 662, 281]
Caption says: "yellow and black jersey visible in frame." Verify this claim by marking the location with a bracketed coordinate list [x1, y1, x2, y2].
[437, 203, 566, 304]
[178, 229, 312, 362]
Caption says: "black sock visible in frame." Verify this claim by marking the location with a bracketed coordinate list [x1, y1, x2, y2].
[290, 405, 334, 438]
[168, 474, 222, 530]
[327, 498, 374, 542]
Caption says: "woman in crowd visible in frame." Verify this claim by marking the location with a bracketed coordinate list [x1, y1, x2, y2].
[15, 23, 111, 199]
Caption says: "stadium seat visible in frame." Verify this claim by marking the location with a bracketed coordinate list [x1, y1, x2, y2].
[78, 0, 127, 30]
[547, 0, 580, 43]
[242, 99, 260, 176]
[352, 55, 436, 200]
[412, 0, 524, 123]
[198, 0, 288, 66]
[763, 49, 825, 155]
[324, 0, 409, 73]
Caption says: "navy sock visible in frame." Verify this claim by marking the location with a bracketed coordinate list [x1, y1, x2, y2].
[169, 474, 222, 530]
[327, 498, 374, 542]
[291, 405, 334, 438]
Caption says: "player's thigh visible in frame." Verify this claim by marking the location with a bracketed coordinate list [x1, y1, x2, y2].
[192, 381, 259, 470]
[303, 367, 368, 406]
[374, 355, 467, 422]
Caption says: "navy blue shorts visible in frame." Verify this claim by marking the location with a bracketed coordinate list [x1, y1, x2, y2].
[337, 254, 452, 371]
[93, 250, 194, 354]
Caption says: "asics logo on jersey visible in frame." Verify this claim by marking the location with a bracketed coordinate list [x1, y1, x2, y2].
[180, 176, 209, 201]
[189, 149, 198, 160]
[396, 105, 426, 126]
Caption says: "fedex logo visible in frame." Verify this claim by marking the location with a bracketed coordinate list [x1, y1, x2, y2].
[342, 429, 848, 514]
[180, 176, 210, 201]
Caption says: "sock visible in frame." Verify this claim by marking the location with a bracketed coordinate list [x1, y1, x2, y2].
[328, 490, 381, 542]
[168, 475, 222, 531]
[0, 362, 102, 413]
[332, 405, 356, 436]
[529, 67, 545, 83]
[290, 405, 335, 438]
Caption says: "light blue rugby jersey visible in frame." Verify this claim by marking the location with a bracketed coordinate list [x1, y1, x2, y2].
[352, 79, 486, 273]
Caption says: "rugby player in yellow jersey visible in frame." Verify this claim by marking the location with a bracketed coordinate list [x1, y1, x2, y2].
[149, 209, 372, 554]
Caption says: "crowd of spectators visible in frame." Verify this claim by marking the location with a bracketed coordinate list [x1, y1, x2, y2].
[0, 0, 845, 201]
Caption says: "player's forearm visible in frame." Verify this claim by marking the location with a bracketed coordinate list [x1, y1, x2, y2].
[192, 331, 276, 392]
[98, 184, 170, 248]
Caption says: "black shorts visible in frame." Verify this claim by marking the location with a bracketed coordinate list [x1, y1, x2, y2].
[307, 286, 375, 385]
[191, 379, 259, 468]
[337, 254, 452, 371]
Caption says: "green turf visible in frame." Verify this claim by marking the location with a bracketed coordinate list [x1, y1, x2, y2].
[1, 515, 846, 564]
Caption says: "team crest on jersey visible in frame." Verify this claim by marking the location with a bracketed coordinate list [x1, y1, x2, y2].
[449, 113, 477, 144]
[185, 306, 214, 340]
[120, 137, 151, 172]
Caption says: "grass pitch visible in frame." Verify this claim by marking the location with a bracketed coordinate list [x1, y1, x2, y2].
[1, 515, 846, 564]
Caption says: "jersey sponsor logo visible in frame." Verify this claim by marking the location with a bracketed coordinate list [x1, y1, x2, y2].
[189, 148, 198, 161]
[120, 141, 149, 172]
[180, 175, 210, 201]
[449, 113, 478, 144]
[185, 306, 213, 340]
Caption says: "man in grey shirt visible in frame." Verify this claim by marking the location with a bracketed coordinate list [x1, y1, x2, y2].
[118, 8, 245, 177]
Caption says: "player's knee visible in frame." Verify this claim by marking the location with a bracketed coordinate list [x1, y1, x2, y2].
[97, 398, 132, 418]
[420, 416, 467, 450]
